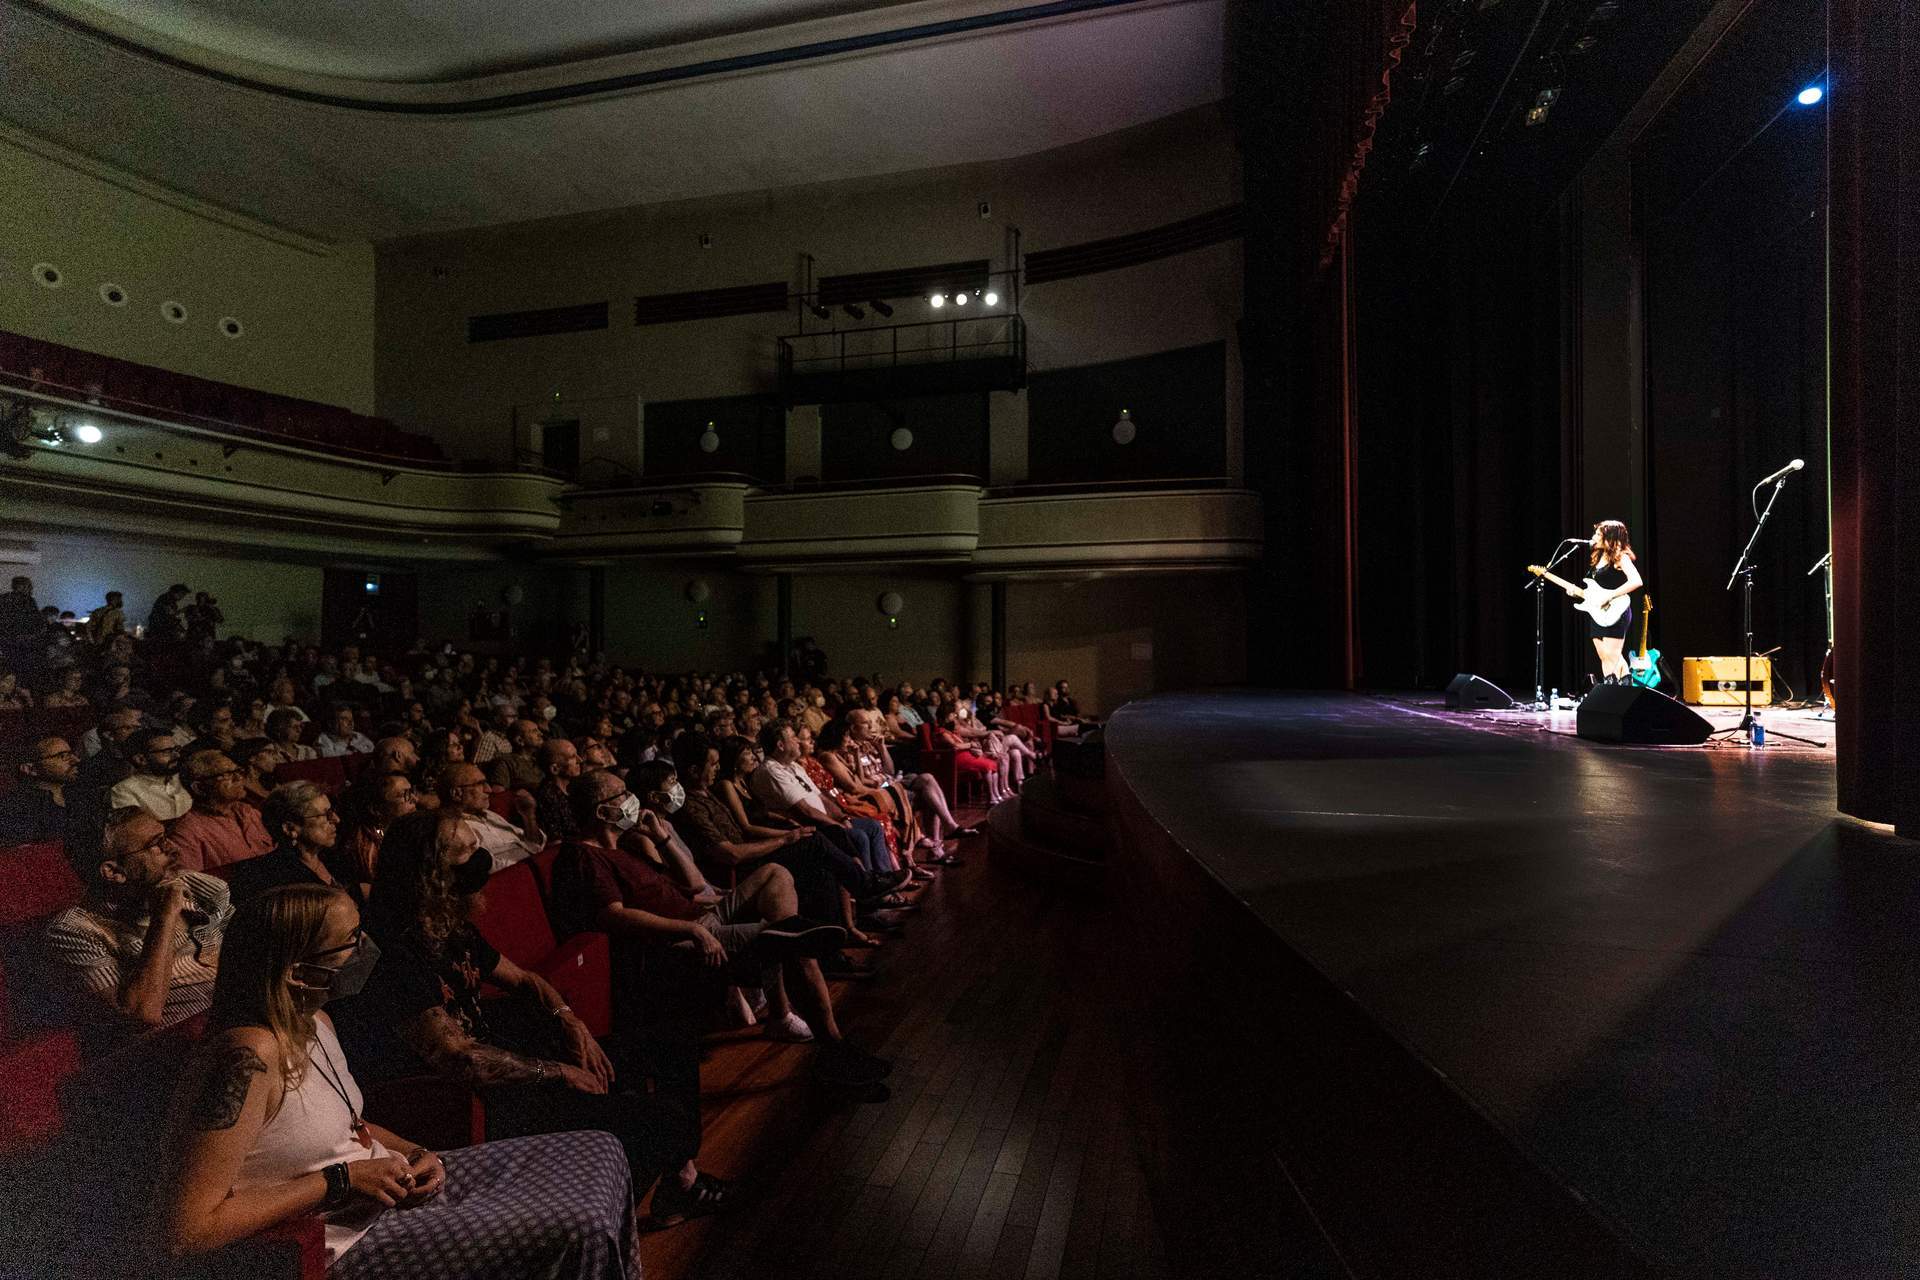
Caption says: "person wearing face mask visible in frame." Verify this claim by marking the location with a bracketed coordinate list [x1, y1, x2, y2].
[44, 806, 233, 1039]
[225, 781, 363, 908]
[108, 728, 193, 823]
[163, 883, 646, 1278]
[336, 811, 725, 1227]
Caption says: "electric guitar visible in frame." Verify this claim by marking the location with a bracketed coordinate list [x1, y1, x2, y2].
[1627, 594, 1662, 688]
[1525, 565, 1632, 627]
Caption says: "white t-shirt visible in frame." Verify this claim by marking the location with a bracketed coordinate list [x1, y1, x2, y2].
[751, 759, 822, 815]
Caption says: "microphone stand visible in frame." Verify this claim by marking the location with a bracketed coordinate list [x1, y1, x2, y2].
[1719, 473, 1819, 747]
[1525, 539, 1588, 711]
[1808, 550, 1833, 719]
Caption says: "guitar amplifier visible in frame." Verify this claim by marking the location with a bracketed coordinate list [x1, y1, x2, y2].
[1682, 656, 1772, 706]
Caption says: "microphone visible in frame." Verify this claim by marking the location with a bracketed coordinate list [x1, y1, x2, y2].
[1756, 458, 1805, 487]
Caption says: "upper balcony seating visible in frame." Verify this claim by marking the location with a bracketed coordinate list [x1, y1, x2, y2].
[0, 328, 447, 467]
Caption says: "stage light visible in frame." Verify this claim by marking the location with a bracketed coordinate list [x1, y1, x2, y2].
[808, 302, 832, 321]
[954, 291, 969, 306]
[1796, 83, 1824, 106]
[1526, 84, 1560, 126]
[870, 300, 894, 317]
[929, 294, 945, 308]
[983, 290, 999, 306]
[843, 303, 866, 320]
[73, 422, 103, 444]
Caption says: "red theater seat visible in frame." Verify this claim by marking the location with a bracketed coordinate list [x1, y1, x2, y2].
[0, 842, 86, 1157]
[471, 861, 612, 1038]
[271, 756, 349, 795]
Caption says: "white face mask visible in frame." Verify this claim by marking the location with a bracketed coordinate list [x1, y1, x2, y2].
[664, 782, 686, 813]
[607, 792, 641, 831]
[541, 704, 558, 721]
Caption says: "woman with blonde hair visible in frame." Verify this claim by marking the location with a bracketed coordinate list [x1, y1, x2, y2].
[162, 882, 643, 1278]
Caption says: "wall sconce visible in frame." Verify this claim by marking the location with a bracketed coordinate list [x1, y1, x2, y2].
[686, 580, 712, 629]
[1111, 408, 1136, 445]
[877, 590, 905, 629]
[698, 422, 720, 453]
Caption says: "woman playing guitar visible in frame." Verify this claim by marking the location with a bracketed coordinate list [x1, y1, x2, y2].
[1577, 520, 1644, 682]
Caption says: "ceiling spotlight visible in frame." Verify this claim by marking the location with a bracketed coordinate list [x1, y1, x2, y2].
[843, 303, 866, 320]
[74, 422, 103, 444]
[982, 290, 1000, 307]
[808, 302, 832, 321]
[929, 294, 945, 308]
[1796, 83, 1824, 106]
[869, 299, 894, 317]
[954, 291, 969, 306]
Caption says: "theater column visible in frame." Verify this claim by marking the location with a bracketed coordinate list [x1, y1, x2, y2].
[1829, 0, 1920, 836]
[777, 573, 794, 681]
[991, 581, 1007, 691]
[989, 390, 1028, 486]
[787, 404, 823, 481]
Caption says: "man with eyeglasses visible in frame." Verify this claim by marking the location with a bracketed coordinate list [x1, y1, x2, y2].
[106, 728, 192, 823]
[224, 780, 359, 907]
[164, 747, 274, 872]
[0, 735, 83, 844]
[43, 806, 232, 1038]
[439, 763, 544, 872]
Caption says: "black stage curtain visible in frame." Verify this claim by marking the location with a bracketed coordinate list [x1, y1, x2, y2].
[1829, 0, 1920, 834]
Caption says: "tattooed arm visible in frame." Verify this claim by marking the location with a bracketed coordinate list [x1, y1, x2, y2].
[163, 1028, 404, 1255]
[398, 1005, 603, 1093]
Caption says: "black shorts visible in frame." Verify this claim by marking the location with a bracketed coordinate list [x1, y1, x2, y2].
[1589, 606, 1633, 641]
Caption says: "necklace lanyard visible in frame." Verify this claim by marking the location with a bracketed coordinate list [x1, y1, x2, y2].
[310, 1035, 374, 1150]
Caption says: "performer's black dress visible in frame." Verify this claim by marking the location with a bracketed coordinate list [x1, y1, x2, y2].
[1588, 560, 1633, 639]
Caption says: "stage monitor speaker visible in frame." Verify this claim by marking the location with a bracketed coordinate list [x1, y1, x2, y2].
[1576, 683, 1714, 745]
[1445, 673, 1516, 709]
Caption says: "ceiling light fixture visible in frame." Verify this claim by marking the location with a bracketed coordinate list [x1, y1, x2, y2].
[1796, 83, 1824, 106]
[983, 290, 1000, 307]
[1112, 409, 1136, 445]
[954, 291, 969, 306]
[74, 422, 104, 444]
[929, 294, 945, 308]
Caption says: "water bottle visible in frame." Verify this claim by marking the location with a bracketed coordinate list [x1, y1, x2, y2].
[1550, 687, 1560, 710]
[1750, 717, 1765, 748]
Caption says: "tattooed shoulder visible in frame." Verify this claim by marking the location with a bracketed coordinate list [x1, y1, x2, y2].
[189, 1041, 268, 1131]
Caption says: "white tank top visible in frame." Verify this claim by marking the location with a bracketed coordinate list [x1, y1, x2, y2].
[234, 1016, 393, 1260]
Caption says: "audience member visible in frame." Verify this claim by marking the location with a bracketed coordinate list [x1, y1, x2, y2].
[316, 705, 375, 757]
[267, 707, 317, 762]
[78, 703, 144, 788]
[82, 589, 125, 645]
[42, 665, 91, 709]
[43, 806, 232, 1034]
[161, 883, 644, 1277]
[231, 737, 283, 804]
[107, 728, 192, 822]
[1, 735, 83, 844]
[333, 770, 419, 898]
[535, 738, 582, 842]
[439, 763, 543, 870]
[338, 810, 726, 1224]
[225, 780, 359, 906]
[489, 718, 546, 791]
[165, 748, 275, 871]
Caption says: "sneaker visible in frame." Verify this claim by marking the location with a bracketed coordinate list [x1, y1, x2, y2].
[648, 1171, 735, 1227]
[756, 918, 849, 959]
[765, 1011, 814, 1042]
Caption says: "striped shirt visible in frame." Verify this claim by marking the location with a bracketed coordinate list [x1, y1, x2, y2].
[43, 872, 233, 1030]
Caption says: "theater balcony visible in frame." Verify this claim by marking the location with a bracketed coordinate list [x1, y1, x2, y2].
[549, 474, 1263, 574]
[1, 383, 566, 561]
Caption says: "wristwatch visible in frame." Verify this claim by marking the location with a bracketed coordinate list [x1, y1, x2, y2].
[322, 1161, 352, 1208]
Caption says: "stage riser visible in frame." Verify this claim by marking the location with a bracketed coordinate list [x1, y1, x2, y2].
[1104, 755, 1653, 1280]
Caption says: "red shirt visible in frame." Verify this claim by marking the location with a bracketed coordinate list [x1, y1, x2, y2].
[165, 802, 274, 871]
[549, 838, 701, 940]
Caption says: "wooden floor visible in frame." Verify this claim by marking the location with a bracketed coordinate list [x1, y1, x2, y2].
[642, 810, 1173, 1280]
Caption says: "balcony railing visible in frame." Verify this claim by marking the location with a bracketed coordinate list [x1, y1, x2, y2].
[776, 315, 1026, 403]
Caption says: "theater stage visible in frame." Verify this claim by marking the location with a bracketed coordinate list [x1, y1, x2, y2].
[1104, 691, 1910, 1278]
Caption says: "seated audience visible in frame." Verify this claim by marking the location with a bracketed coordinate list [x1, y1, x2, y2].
[108, 728, 192, 822]
[82, 589, 125, 645]
[336, 811, 726, 1224]
[439, 763, 543, 870]
[165, 748, 275, 871]
[0, 667, 31, 710]
[550, 770, 887, 1085]
[536, 738, 582, 842]
[935, 706, 1015, 805]
[266, 707, 318, 762]
[225, 780, 360, 906]
[1, 734, 82, 844]
[489, 718, 546, 791]
[231, 737, 284, 804]
[43, 806, 232, 1034]
[316, 705, 375, 757]
[332, 770, 420, 899]
[42, 665, 91, 710]
[471, 705, 514, 765]
[416, 727, 465, 795]
[161, 883, 644, 1278]
[751, 721, 898, 885]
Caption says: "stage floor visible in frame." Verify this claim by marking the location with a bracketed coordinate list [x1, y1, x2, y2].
[1106, 691, 1911, 1275]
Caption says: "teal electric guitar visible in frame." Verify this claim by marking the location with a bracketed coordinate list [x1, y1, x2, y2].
[1626, 594, 1663, 689]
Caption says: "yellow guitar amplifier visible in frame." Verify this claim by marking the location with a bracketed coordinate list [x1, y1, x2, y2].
[1682, 656, 1772, 706]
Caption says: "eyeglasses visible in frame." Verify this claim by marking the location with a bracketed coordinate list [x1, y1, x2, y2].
[194, 767, 241, 782]
[301, 806, 338, 824]
[35, 748, 79, 763]
[297, 926, 364, 968]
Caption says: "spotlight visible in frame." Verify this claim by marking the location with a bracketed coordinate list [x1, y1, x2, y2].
[1796, 83, 1824, 106]
[954, 291, 969, 306]
[869, 300, 894, 317]
[929, 294, 945, 308]
[74, 422, 103, 444]
[843, 303, 866, 320]
[808, 302, 832, 321]
[1526, 84, 1560, 126]
[982, 290, 999, 307]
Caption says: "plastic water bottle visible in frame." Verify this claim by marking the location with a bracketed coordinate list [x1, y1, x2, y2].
[1750, 717, 1766, 748]
[1550, 687, 1559, 710]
